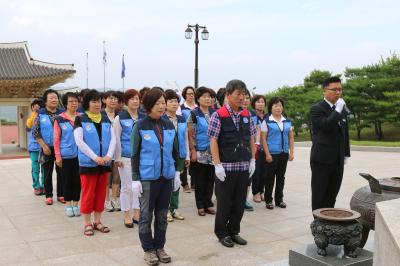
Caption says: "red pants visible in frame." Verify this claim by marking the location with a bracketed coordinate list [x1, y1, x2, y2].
[80, 172, 108, 214]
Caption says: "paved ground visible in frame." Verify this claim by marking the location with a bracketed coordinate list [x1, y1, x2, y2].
[0, 147, 399, 265]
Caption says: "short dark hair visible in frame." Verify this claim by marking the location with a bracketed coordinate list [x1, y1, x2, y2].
[42, 89, 60, 103]
[31, 99, 44, 109]
[216, 88, 226, 107]
[322, 77, 342, 88]
[251, 94, 266, 109]
[61, 92, 79, 107]
[226, 79, 247, 95]
[195, 86, 211, 105]
[116, 91, 124, 103]
[82, 89, 101, 111]
[139, 87, 151, 101]
[123, 89, 140, 105]
[267, 97, 285, 113]
[142, 88, 165, 113]
[152, 86, 164, 92]
[102, 90, 119, 99]
[79, 88, 90, 100]
[182, 86, 195, 100]
[165, 89, 180, 102]
[209, 89, 217, 99]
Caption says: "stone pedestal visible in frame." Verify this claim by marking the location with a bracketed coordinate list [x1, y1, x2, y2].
[289, 244, 373, 266]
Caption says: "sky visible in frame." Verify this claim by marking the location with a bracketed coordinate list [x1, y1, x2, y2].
[1, 0, 399, 94]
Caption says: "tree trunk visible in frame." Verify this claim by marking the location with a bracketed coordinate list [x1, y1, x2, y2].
[374, 121, 380, 140]
[378, 121, 384, 140]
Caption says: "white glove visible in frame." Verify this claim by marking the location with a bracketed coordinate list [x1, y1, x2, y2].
[335, 98, 346, 113]
[249, 158, 256, 177]
[173, 171, 181, 192]
[214, 164, 226, 182]
[132, 181, 143, 198]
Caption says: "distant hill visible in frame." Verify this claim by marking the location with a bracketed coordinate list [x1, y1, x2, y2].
[0, 107, 17, 122]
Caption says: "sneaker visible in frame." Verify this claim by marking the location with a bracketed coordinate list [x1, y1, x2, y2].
[144, 251, 159, 266]
[45, 198, 53, 205]
[105, 200, 114, 212]
[33, 188, 41, 196]
[183, 185, 191, 193]
[172, 211, 185, 220]
[111, 198, 121, 211]
[244, 200, 254, 211]
[156, 249, 171, 263]
[72, 206, 81, 217]
[39, 188, 45, 195]
[167, 212, 174, 222]
[65, 206, 74, 217]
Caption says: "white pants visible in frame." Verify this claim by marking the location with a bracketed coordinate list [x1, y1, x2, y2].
[118, 157, 140, 211]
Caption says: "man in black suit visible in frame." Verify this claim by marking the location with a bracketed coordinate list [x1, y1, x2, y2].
[310, 77, 350, 211]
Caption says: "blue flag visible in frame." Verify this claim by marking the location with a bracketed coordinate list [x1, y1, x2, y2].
[121, 55, 126, 79]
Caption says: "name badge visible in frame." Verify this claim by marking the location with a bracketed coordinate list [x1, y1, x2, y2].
[243, 117, 249, 123]
[143, 134, 151, 140]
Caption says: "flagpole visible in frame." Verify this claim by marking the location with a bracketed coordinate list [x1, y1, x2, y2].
[103, 40, 106, 92]
[86, 52, 89, 89]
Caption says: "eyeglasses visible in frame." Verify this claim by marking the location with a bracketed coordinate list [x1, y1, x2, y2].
[326, 88, 343, 93]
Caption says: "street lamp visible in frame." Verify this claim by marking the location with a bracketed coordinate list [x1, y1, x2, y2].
[185, 24, 209, 89]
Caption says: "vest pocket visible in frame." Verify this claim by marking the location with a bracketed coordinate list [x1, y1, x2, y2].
[140, 159, 154, 179]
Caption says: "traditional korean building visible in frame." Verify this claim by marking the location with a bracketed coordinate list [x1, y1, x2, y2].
[0, 41, 75, 153]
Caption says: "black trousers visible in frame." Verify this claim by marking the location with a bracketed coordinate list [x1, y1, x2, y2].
[180, 166, 188, 187]
[311, 161, 344, 211]
[62, 158, 81, 202]
[252, 150, 266, 195]
[214, 171, 249, 239]
[264, 153, 289, 204]
[42, 147, 63, 198]
[188, 164, 196, 187]
[192, 162, 215, 209]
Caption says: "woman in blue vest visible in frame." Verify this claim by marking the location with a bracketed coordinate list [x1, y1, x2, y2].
[261, 97, 294, 210]
[102, 90, 121, 212]
[250, 95, 268, 203]
[164, 89, 189, 222]
[131, 88, 180, 265]
[114, 89, 144, 228]
[27, 99, 45, 196]
[179, 86, 197, 192]
[53, 92, 81, 217]
[73, 89, 116, 236]
[187, 87, 216, 217]
[33, 89, 63, 205]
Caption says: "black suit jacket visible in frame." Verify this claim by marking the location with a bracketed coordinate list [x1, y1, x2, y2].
[310, 100, 350, 165]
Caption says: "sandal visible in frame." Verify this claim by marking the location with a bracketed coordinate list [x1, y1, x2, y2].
[84, 224, 94, 236]
[266, 202, 274, 210]
[93, 222, 110, 233]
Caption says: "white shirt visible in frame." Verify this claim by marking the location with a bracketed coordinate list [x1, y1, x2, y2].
[261, 115, 287, 132]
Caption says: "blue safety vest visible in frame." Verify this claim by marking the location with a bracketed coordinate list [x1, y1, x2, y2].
[137, 117, 176, 181]
[27, 128, 40, 152]
[191, 107, 215, 151]
[180, 104, 191, 121]
[55, 115, 78, 159]
[77, 113, 112, 167]
[163, 114, 188, 159]
[118, 110, 144, 158]
[37, 108, 62, 147]
[265, 117, 292, 154]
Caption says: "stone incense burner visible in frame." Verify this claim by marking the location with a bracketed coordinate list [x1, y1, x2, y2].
[350, 173, 400, 247]
[310, 208, 362, 258]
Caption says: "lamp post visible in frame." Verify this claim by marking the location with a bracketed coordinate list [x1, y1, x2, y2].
[185, 24, 209, 89]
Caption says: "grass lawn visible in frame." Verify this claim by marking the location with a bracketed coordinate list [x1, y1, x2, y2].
[294, 123, 400, 147]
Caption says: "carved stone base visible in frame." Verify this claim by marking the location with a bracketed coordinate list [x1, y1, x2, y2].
[310, 219, 363, 258]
